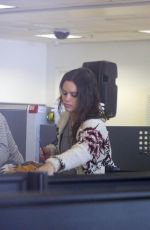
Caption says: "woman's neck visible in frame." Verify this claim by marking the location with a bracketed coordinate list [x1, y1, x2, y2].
[70, 112, 77, 126]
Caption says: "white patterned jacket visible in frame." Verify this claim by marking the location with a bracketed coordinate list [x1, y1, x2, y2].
[47, 112, 115, 174]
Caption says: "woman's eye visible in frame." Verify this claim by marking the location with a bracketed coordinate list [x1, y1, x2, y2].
[62, 91, 67, 96]
[71, 92, 78, 97]
[61, 90, 78, 97]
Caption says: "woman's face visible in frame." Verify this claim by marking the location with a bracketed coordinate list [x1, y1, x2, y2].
[61, 80, 78, 113]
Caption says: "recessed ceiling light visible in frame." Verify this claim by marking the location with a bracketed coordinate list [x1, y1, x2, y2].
[36, 34, 56, 39]
[139, 30, 150, 34]
[36, 34, 82, 39]
[0, 4, 16, 9]
[68, 35, 82, 39]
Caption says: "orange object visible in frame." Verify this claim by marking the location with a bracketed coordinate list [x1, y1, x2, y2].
[13, 161, 43, 173]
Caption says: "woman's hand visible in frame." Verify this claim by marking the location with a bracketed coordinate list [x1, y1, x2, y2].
[37, 162, 55, 176]
[40, 144, 56, 162]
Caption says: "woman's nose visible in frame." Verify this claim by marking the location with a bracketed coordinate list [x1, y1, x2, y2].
[65, 93, 71, 100]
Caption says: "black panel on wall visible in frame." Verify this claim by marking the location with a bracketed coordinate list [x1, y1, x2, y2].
[82, 61, 118, 118]
[108, 126, 150, 171]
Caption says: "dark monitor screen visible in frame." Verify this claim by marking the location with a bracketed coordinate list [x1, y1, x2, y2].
[0, 173, 27, 193]
[2, 171, 150, 195]
[47, 171, 150, 195]
[0, 172, 47, 194]
[0, 190, 150, 230]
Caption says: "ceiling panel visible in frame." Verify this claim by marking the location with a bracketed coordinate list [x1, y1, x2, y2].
[0, 0, 150, 43]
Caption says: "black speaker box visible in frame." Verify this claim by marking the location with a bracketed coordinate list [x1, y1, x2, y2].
[82, 61, 118, 118]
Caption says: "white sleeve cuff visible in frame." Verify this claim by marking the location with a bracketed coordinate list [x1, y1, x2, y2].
[46, 158, 60, 173]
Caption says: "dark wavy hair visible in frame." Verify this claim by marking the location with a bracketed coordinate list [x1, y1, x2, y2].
[59, 67, 105, 141]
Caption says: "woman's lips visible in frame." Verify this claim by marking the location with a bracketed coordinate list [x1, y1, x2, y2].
[64, 103, 72, 109]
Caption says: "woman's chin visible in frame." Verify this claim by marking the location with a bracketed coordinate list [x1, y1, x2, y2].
[65, 108, 72, 112]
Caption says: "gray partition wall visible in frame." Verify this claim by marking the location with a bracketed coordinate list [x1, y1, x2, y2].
[108, 126, 150, 171]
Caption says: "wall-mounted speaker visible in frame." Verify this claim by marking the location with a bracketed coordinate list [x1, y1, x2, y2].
[82, 61, 118, 118]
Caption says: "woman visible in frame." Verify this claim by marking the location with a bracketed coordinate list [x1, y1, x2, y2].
[0, 113, 24, 167]
[38, 67, 116, 175]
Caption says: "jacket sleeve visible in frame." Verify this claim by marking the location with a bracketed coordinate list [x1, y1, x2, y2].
[47, 141, 93, 171]
[47, 120, 114, 173]
[47, 124, 104, 171]
[0, 114, 24, 167]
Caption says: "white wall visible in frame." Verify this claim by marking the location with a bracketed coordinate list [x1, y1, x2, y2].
[0, 39, 150, 126]
[0, 39, 47, 104]
[47, 40, 150, 126]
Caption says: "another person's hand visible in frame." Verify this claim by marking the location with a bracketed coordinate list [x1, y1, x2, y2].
[0, 164, 16, 174]
[37, 162, 55, 176]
